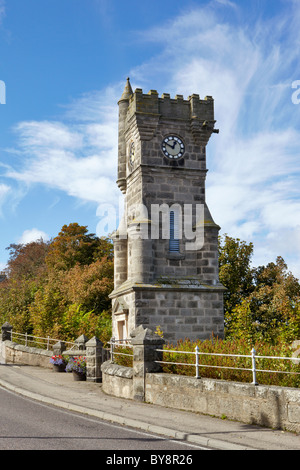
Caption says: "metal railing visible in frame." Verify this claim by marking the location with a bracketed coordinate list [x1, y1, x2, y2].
[155, 346, 300, 385]
[10, 330, 76, 351]
[108, 337, 133, 363]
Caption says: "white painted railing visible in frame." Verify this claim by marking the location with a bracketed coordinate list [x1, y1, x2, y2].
[155, 346, 300, 385]
[108, 337, 133, 362]
[10, 330, 76, 351]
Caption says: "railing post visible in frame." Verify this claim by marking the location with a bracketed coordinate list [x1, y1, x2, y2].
[75, 334, 88, 351]
[131, 325, 165, 402]
[110, 337, 115, 362]
[251, 348, 258, 385]
[53, 340, 66, 356]
[86, 336, 103, 383]
[195, 345, 200, 379]
[1, 322, 13, 341]
[25, 332, 28, 347]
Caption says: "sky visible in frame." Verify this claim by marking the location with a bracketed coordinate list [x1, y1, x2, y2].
[0, 0, 300, 278]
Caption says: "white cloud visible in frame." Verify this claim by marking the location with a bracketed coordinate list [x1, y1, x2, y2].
[0, 182, 10, 197]
[18, 228, 50, 245]
[214, 0, 237, 7]
[5, 86, 120, 207]
[14, 121, 83, 150]
[0, 0, 5, 25]
[0, 183, 10, 215]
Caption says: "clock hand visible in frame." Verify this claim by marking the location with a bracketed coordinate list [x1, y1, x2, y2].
[166, 141, 177, 149]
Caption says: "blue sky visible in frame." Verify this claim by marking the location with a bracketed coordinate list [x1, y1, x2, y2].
[1, 0, 300, 278]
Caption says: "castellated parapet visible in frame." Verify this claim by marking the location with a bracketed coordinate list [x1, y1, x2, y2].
[128, 88, 214, 123]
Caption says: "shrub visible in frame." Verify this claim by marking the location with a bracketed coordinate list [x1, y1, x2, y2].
[161, 337, 300, 387]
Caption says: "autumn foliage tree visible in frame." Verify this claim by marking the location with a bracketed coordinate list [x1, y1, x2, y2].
[0, 223, 114, 343]
[45, 223, 113, 271]
[5, 239, 50, 280]
[236, 257, 300, 344]
[219, 234, 255, 315]
[0, 240, 50, 332]
[220, 234, 300, 344]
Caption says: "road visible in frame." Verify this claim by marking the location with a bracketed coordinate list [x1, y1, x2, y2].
[0, 386, 208, 452]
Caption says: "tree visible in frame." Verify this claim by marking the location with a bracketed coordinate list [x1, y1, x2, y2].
[5, 239, 49, 280]
[0, 240, 49, 331]
[61, 257, 114, 313]
[45, 223, 110, 271]
[227, 256, 300, 344]
[29, 225, 114, 340]
[0, 277, 37, 332]
[218, 234, 254, 317]
[28, 270, 67, 338]
[250, 257, 300, 342]
[0, 223, 114, 341]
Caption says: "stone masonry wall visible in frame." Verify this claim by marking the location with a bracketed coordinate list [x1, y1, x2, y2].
[1, 340, 52, 368]
[134, 288, 224, 342]
[101, 362, 300, 433]
[112, 287, 224, 342]
[145, 373, 300, 434]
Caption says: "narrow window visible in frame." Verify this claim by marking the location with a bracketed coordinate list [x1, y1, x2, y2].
[117, 320, 127, 341]
[169, 210, 180, 252]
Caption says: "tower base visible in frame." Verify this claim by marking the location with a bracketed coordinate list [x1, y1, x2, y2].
[110, 280, 225, 342]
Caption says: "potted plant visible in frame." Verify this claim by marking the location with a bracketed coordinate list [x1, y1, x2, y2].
[65, 356, 86, 381]
[50, 355, 67, 372]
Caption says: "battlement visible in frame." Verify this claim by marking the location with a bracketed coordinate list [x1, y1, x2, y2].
[127, 88, 215, 122]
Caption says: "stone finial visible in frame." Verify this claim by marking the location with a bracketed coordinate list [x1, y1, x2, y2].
[1, 322, 13, 341]
[86, 336, 103, 348]
[53, 340, 66, 355]
[75, 334, 89, 350]
[131, 325, 165, 345]
[119, 77, 133, 103]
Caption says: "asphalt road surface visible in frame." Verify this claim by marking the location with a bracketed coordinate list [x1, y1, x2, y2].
[0, 386, 208, 452]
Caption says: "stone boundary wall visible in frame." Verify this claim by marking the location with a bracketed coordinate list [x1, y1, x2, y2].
[101, 361, 133, 399]
[1, 324, 105, 383]
[101, 361, 300, 433]
[145, 373, 300, 434]
[0, 340, 52, 368]
[2, 322, 300, 433]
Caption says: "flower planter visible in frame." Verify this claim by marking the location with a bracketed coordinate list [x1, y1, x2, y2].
[50, 355, 66, 372]
[52, 363, 66, 373]
[72, 370, 86, 381]
[66, 356, 86, 380]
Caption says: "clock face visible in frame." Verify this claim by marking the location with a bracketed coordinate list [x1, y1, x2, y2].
[129, 142, 135, 166]
[162, 135, 185, 159]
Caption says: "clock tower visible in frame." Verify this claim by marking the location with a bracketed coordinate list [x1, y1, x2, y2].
[110, 78, 225, 342]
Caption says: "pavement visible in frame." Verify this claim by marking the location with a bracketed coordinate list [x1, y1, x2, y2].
[0, 363, 300, 451]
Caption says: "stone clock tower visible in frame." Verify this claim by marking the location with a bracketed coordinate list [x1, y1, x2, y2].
[110, 78, 225, 342]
